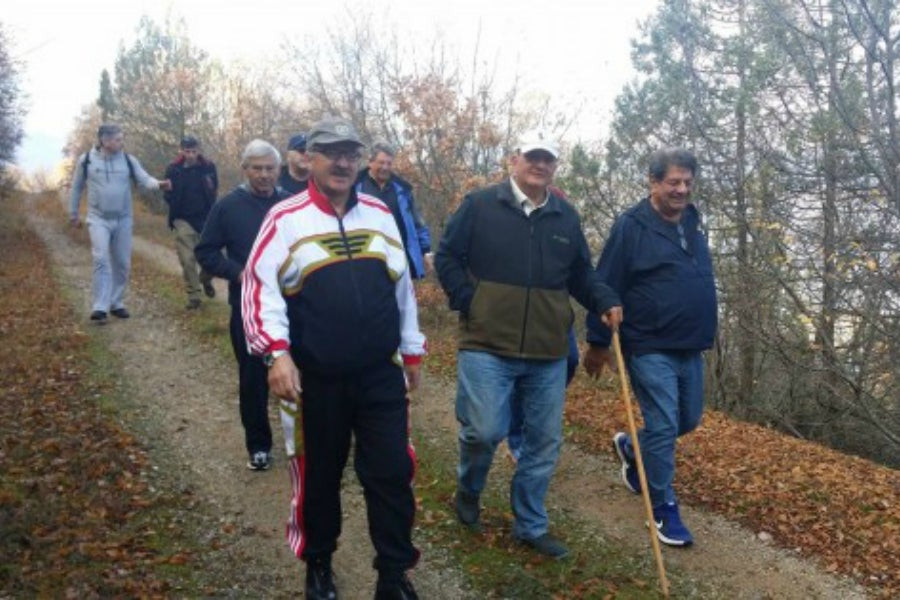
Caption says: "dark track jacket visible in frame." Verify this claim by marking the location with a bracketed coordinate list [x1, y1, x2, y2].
[163, 156, 218, 232]
[586, 197, 718, 354]
[436, 179, 619, 360]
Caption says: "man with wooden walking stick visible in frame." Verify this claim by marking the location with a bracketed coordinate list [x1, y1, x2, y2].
[584, 148, 717, 548]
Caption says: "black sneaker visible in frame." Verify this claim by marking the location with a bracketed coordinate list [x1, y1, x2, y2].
[374, 573, 418, 600]
[110, 308, 130, 319]
[202, 280, 216, 298]
[247, 451, 271, 471]
[186, 298, 201, 310]
[89, 310, 108, 324]
[515, 533, 569, 559]
[306, 556, 337, 600]
[454, 489, 481, 531]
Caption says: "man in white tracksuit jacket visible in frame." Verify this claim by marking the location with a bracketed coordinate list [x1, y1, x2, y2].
[69, 124, 170, 323]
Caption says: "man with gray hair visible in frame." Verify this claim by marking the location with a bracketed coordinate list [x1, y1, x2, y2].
[69, 124, 171, 323]
[195, 139, 290, 472]
[355, 142, 432, 278]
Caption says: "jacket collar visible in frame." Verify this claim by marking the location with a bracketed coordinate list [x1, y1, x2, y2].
[497, 179, 563, 215]
[309, 177, 359, 216]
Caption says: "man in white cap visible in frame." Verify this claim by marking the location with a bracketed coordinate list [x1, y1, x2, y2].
[242, 116, 426, 600]
[435, 133, 622, 559]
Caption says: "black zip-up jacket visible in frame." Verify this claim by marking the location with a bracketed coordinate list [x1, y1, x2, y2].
[163, 156, 218, 232]
[194, 184, 290, 307]
[436, 179, 620, 359]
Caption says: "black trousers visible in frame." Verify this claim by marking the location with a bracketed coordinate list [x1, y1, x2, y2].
[229, 308, 272, 455]
[298, 360, 419, 575]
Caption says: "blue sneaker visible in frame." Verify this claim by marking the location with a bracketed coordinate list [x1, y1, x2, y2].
[653, 502, 693, 547]
[612, 432, 640, 494]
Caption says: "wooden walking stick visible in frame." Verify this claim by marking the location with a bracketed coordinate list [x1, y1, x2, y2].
[611, 327, 670, 597]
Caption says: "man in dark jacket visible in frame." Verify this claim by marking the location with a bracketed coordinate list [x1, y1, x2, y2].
[195, 139, 290, 472]
[164, 136, 218, 309]
[356, 142, 432, 279]
[435, 133, 622, 559]
[584, 147, 717, 548]
[277, 133, 310, 195]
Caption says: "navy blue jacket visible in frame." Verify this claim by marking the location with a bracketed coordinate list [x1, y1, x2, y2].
[194, 184, 290, 308]
[586, 197, 717, 354]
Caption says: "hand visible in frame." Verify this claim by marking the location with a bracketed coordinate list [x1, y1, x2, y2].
[583, 345, 616, 378]
[601, 305, 623, 330]
[404, 363, 422, 393]
[267, 353, 301, 401]
[158, 179, 173, 192]
[423, 253, 435, 275]
[69, 215, 81, 228]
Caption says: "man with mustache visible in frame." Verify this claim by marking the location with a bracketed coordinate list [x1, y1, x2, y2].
[242, 117, 426, 600]
[583, 148, 717, 547]
[435, 133, 622, 559]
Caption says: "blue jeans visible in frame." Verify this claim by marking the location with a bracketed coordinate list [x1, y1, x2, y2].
[620, 351, 704, 506]
[455, 350, 566, 540]
[508, 328, 579, 458]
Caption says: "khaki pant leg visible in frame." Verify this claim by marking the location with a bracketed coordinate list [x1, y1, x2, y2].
[173, 219, 201, 299]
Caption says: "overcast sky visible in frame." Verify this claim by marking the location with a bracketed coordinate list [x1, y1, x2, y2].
[6, 0, 659, 172]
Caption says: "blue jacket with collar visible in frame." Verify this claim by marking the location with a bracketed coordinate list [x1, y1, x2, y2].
[586, 197, 717, 354]
[355, 171, 431, 278]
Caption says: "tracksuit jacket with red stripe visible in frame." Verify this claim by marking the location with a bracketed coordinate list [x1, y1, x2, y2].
[241, 180, 426, 375]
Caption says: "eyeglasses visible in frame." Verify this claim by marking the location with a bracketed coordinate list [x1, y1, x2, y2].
[311, 146, 362, 162]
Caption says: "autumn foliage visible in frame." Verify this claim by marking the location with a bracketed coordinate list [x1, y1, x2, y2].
[0, 202, 188, 597]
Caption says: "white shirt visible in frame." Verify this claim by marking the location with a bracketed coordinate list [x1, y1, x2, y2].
[509, 176, 548, 216]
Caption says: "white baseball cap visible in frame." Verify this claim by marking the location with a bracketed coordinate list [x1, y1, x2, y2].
[518, 131, 559, 159]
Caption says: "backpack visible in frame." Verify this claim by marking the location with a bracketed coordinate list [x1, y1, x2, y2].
[81, 150, 136, 183]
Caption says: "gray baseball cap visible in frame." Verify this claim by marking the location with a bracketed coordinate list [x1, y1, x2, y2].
[307, 116, 364, 147]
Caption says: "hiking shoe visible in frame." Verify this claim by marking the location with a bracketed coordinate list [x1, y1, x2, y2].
[515, 533, 569, 559]
[374, 572, 418, 600]
[110, 308, 130, 319]
[613, 432, 640, 494]
[247, 451, 271, 471]
[202, 280, 216, 298]
[186, 298, 201, 310]
[653, 502, 694, 547]
[305, 556, 336, 600]
[454, 489, 481, 530]
[89, 310, 108, 324]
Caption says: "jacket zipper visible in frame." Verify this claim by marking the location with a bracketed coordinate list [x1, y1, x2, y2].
[337, 215, 365, 317]
[519, 218, 534, 353]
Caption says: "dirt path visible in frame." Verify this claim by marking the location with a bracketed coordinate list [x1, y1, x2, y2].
[30, 207, 469, 599]
[31, 204, 868, 599]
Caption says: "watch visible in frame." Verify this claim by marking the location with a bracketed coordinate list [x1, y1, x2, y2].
[263, 349, 288, 368]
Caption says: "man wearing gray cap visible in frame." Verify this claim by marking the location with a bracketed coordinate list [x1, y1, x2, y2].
[242, 116, 426, 600]
[435, 133, 622, 559]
